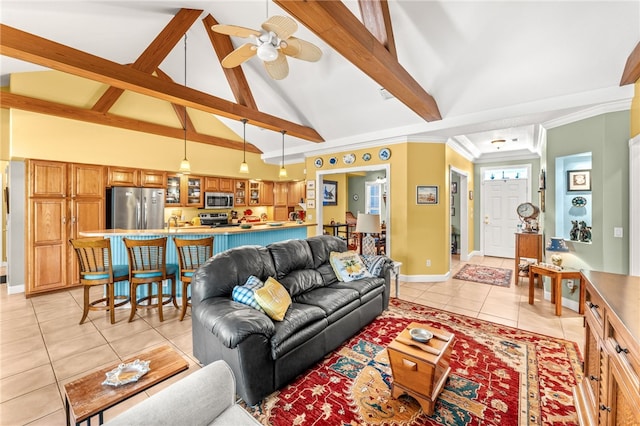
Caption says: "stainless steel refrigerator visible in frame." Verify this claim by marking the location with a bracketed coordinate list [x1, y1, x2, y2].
[107, 187, 165, 229]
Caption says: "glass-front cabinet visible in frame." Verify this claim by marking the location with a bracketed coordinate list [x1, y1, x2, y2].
[249, 181, 260, 205]
[166, 174, 203, 207]
[234, 180, 247, 207]
[185, 176, 202, 207]
[166, 175, 182, 206]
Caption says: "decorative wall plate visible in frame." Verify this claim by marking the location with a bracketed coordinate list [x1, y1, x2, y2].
[379, 148, 391, 160]
[362, 153, 371, 161]
[572, 196, 587, 207]
[329, 157, 338, 165]
[314, 158, 323, 168]
[353, 194, 359, 201]
[343, 153, 355, 164]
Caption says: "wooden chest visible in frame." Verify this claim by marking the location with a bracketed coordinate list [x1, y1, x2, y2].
[388, 322, 455, 415]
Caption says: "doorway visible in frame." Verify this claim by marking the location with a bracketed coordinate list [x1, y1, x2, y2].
[480, 165, 531, 258]
[450, 167, 470, 263]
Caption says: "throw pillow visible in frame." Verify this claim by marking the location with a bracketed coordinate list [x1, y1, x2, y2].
[362, 254, 387, 277]
[232, 275, 265, 313]
[329, 251, 373, 282]
[254, 277, 292, 321]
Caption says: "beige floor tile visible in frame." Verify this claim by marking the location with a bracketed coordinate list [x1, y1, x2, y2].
[109, 328, 167, 357]
[0, 346, 51, 380]
[480, 301, 519, 321]
[396, 286, 427, 300]
[0, 305, 37, 324]
[441, 305, 479, 318]
[0, 335, 46, 361]
[38, 313, 86, 335]
[169, 331, 194, 356]
[35, 304, 82, 323]
[0, 323, 42, 345]
[0, 383, 62, 426]
[24, 408, 66, 426]
[155, 317, 192, 340]
[41, 321, 99, 346]
[98, 317, 152, 342]
[51, 344, 119, 381]
[446, 296, 485, 312]
[46, 330, 108, 361]
[477, 313, 518, 328]
[89, 307, 135, 330]
[0, 364, 56, 403]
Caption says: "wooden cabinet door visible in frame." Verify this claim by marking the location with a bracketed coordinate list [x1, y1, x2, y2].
[234, 180, 247, 207]
[248, 181, 261, 205]
[274, 206, 289, 222]
[582, 321, 603, 422]
[68, 198, 105, 285]
[166, 174, 182, 206]
[140, 170, 166, 188]
[28, 199, 68, 294]
[29, 160, 67, 197]
[204, 177, 220, 192]
[71, 163, 104, 198]
[219, 178, 233, 192]
[606, 357, 640, 426]
[185, 176, 203, 207]
[108, 166, 139, 187]
[261, 181, 274, 205]
[288, 181, 305, 206]
[274, 182, 288, 206]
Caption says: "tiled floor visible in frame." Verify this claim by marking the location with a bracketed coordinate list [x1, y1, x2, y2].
[0, 256, 585, 425]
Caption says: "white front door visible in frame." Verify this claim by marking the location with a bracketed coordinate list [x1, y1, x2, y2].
[483, 179, 528, 258]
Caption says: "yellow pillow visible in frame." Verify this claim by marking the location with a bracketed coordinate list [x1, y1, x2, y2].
[254, 277, 292, 321]
[329, 251, 373, 282]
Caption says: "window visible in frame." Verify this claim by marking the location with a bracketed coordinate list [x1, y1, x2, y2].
[365, 181, 383, 214]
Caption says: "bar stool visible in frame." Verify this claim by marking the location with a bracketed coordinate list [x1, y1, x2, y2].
[70, 237, 130, 324]
[174, 237, 214, 321]
[123, 237, 178, 322]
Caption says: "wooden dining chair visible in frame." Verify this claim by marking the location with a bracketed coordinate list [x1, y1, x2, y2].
[123, 237, 178, 322]
[174, 237, 214, 321]
[70, 237, 129, 324]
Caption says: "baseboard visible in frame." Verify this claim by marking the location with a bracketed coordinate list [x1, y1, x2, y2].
[7, 284, 25, 295]
[402, 271, 451, 282]
[542, 290, 580, 313]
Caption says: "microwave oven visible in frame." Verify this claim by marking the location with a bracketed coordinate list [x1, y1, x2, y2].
[204, 192, 234, 209]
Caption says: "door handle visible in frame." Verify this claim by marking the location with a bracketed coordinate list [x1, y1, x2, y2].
[484, 215, 489, 224]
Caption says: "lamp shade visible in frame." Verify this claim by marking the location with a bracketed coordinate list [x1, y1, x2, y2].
[355, 213, 381, 234]
[546, 237, 569, 252]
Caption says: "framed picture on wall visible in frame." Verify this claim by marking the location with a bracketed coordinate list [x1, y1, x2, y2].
[322, 180, 338, 205]
[306, 199, 316, 209]
[567, 169, 591, 191]
[416, 185, 438, 205]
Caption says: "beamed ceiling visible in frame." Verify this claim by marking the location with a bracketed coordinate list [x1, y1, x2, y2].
[1, 1, 638, 164]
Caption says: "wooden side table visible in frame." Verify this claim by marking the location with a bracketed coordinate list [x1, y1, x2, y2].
[388, 322, 455, 415]
[528, 264, 584, 316]
[514, 232, 542, 282]
[64, 345, 189, 426]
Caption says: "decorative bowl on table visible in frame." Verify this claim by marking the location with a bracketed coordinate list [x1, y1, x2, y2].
[240, 224, 252, 229]
[102, 359, 150, 387]
[409, 327, 433, 343]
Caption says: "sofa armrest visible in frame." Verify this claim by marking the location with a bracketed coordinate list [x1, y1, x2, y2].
[194, 297, 276, 348]
[104, 361, 249, 426]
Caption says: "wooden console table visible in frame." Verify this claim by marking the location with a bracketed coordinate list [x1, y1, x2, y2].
[528, 264, 584, 316]
[64, 345, 189, 426]
[515, 232, 542, 282]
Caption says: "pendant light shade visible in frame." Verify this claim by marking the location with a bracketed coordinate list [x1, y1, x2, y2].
[239, 118, 249, 174]
[279, 130, 287, 178]
[178, 33, 191, 174]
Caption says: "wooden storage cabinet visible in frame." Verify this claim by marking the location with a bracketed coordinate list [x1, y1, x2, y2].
[140, 169, 166, 188]
[274, 182, 288, 206]
[234, 180, 247, 207]
[165, 174, 203, 207]
[287, 181, 305, 206]
[248, 181, 261, 205]
[573, 271, 640, 425]
[27, 160, 105, 295]
[261, 181, 274, 205]
[514, 232, 542, 275]
[108, 167, 166, 188]
[204, 177, 233, 192]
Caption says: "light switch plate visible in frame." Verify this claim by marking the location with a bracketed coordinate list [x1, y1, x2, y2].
[614, 227, 623, 238]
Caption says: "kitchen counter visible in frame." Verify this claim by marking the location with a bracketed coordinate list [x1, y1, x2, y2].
[80, 221, 315, 237]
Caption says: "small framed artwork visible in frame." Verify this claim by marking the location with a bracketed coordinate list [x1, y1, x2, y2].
[307, 180, 315, 190]
[539, 168, 546, 190]
[451, 207, 455, 216]
[322, 180, 338, 206]
[307, 189, 315, 200]
[416, 185, 438, 205]
[306, 199, 316, 209]
[469, 190, 473, 200]
[567, 169, 591, 192]
[451, 182, 458, 194]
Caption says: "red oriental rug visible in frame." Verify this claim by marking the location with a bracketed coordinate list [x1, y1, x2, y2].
[453, 264, 513, 287]
[245, 299, 582, 426]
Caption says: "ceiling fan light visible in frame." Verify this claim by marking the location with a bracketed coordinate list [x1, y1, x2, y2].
[257, 44, 278, 62]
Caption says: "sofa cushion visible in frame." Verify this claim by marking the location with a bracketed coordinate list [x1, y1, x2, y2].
[231, 275, 265, 313]
[329, 277, 386, 304]
[278, 269, 325, 297]
[329, 251, 373, 282]
[268, 239, 314, 279]
[254, 277, 292, 321]
[293, 287, 360, 320]
[270, 303, 327, 359]
[307, 235, 348, 269]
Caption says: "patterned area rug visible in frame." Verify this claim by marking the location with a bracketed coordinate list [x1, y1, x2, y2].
[453, 264, 513, 287]
[245, 299, 582, 426]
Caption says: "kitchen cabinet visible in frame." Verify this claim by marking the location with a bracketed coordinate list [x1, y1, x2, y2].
[108, 167, 166, 188]
[274, 182, 288, 207]
[203, 176, 232, 192]
[219, 178, 233, 192]
[288, 181, 305, 206]
[234, 180, 247, 207]
[261, 181, 274, 205]
[573, 271, 640, 426]
[166, 174, 203, 207]
[248, 181, 261, 205]
[27, 160, 105, 295]
[140, 169, 166, 188]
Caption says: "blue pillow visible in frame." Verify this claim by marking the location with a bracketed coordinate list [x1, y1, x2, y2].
[232, 276, 265, 312]
[362, 255, 387, 277]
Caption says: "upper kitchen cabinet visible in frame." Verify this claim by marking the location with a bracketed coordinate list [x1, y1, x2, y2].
[274, 182, 288, 207]
[288, 181, 306, 206]
[248, 181, 261, 205]
[261, 181, 274, 205]
[204, 177, 233, 192]
[70, 163, 104, 198]
[108, 166, 166, 188]
[140, 170, 167, 188]
[166, 174, 203, 207]
[30, 160, 68, 197]
[234, 180, 247, 207]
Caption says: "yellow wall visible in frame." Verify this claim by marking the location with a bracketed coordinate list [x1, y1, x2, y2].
[632, 80, 640, 137]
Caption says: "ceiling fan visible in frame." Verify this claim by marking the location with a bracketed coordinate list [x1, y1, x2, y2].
[211, 15, 322, 80]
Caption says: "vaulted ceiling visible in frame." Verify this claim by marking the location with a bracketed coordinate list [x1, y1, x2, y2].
[1, 1, 638, 165]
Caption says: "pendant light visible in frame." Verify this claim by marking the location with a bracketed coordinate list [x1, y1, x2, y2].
[279, 130, 288, 178]
[178, 33, 191, 174]
[239, 118, 249, 174]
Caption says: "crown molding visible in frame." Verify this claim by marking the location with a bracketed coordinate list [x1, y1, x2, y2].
[542, 98, 632, 129]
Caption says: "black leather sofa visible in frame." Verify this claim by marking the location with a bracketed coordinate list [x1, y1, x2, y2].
[191, 235, 393, 405]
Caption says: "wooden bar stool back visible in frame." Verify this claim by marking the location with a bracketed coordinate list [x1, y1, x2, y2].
[70, 237, 129, 324]
[123, 237, 178, 322]
[174, 237, 214, 321]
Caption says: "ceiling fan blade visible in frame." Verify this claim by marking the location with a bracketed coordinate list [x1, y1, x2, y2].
[263, 52, 289, 80]
[211, 24, 261, 38]
[221, 43, 257, 68]
[282, 37, 322, 62]
[262, 15, 298, 40]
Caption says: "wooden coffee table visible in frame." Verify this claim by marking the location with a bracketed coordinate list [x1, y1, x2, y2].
[388, 322, 455, 415]
[64, 345, 189, 426]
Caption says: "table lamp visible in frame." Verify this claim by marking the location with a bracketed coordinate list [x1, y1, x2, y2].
[355, 213, 381, 256]
[546, 237, 569, 267]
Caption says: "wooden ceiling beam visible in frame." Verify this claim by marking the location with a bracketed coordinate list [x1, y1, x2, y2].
[0, 92, 263, 153]
[0, 24, 323, 142]
[202, 14, 258, 110]
[275, 0, 441, 122]
[620, 41, 640, 85]
[358, 0, 397, 59]
[93, 8, 203, 113]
